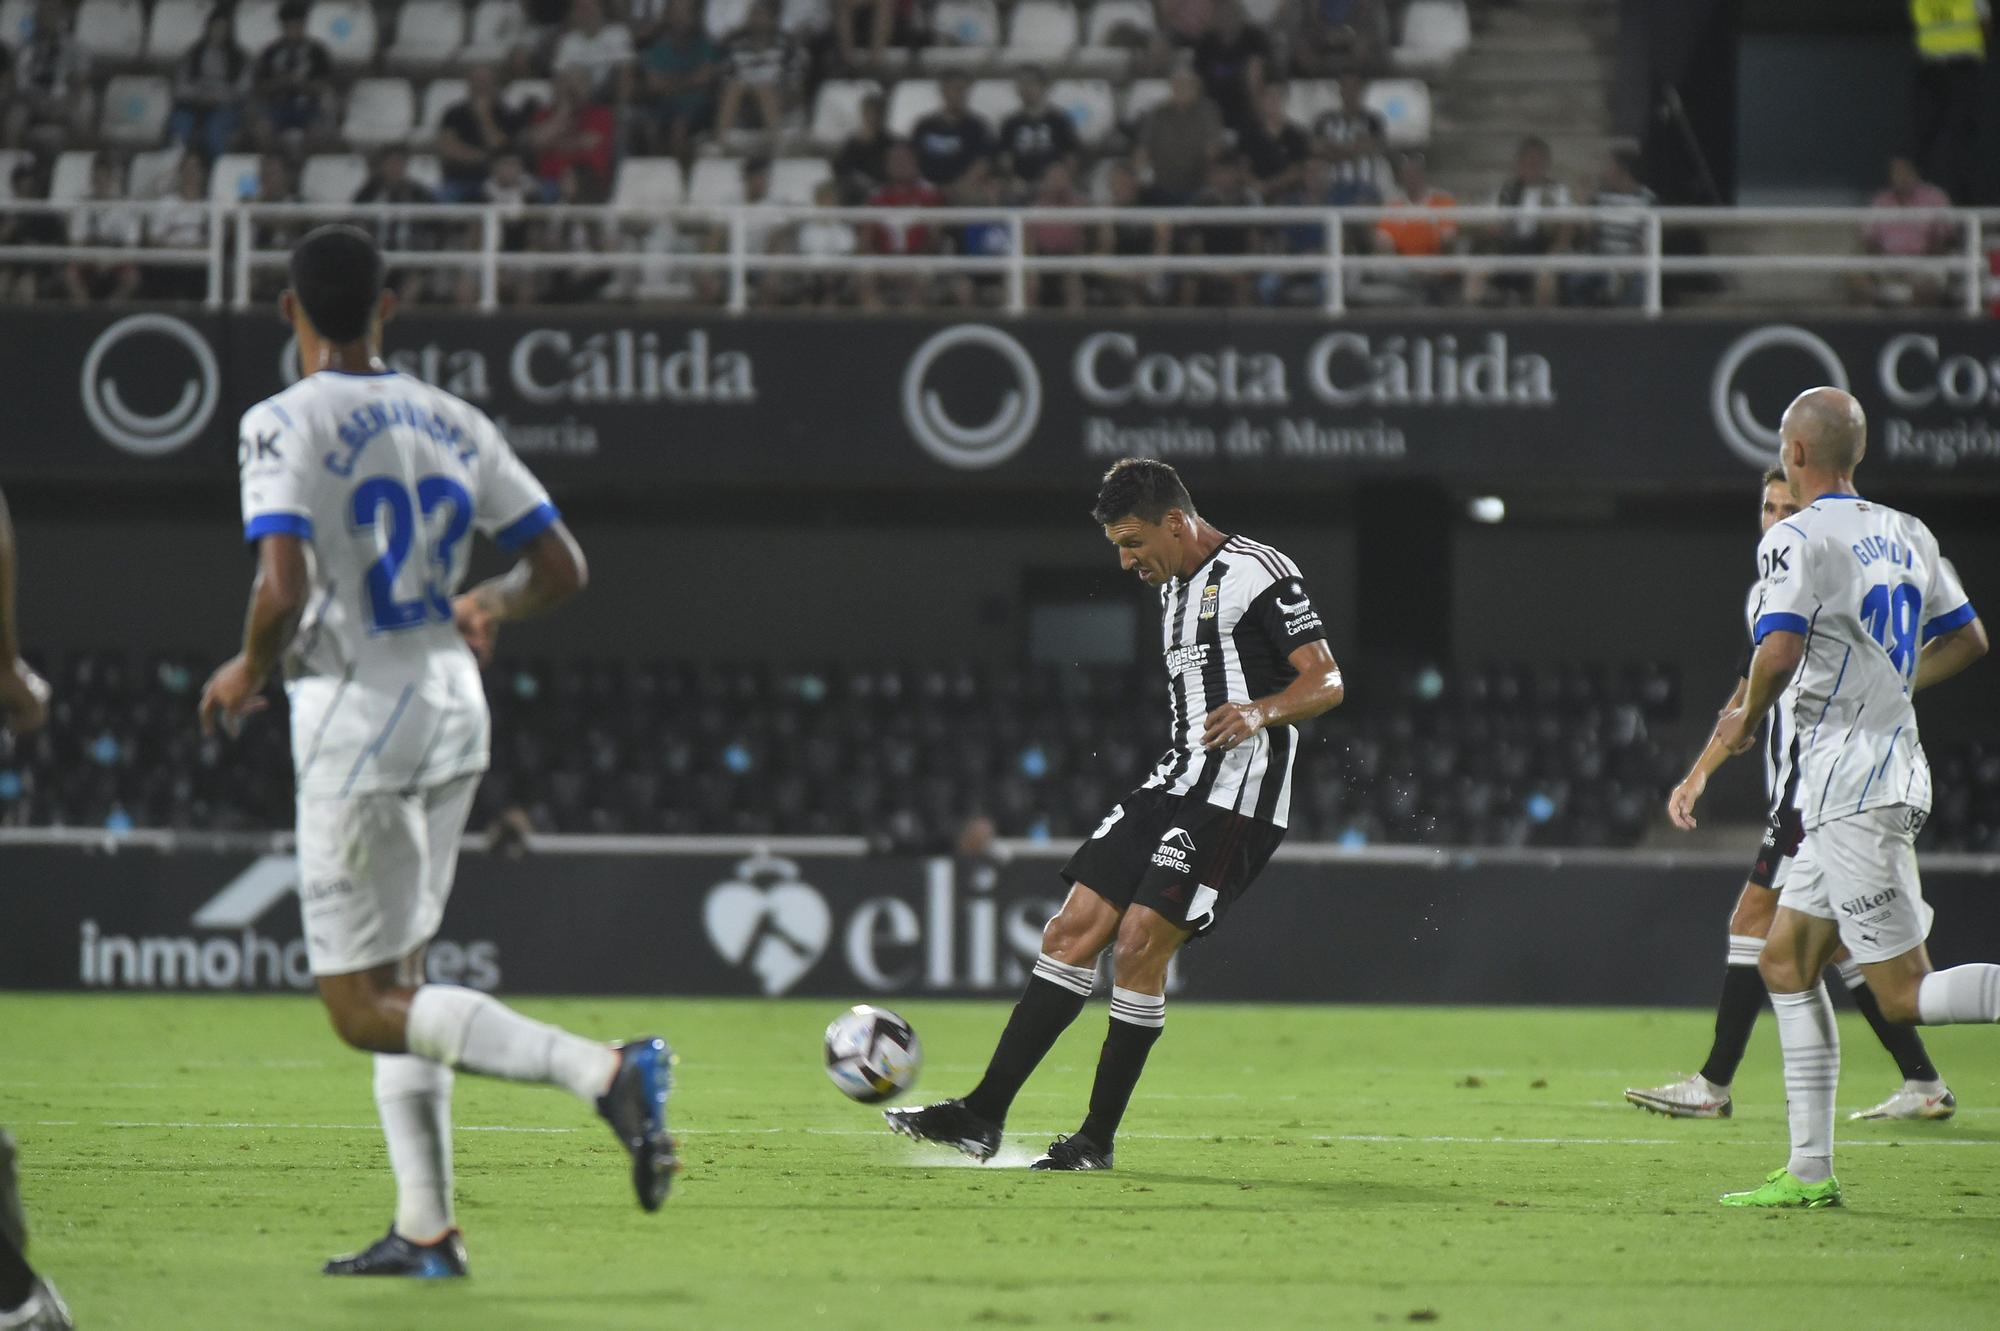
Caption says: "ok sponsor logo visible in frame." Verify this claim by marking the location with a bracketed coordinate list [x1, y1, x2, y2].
[79, 313, 221, 457]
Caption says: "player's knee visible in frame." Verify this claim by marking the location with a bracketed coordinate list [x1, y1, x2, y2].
[1041, 904, 1112, 965]
[319, 985, 397, 1052]
[1756, 948, 1809, 995]
[1110, 927, 1171, 987]
[1729, 890, 1777, 938]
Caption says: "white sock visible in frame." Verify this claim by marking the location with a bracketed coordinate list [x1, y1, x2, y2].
[1033, 952, 1098, 998]
[1917, 965, 2000, 1024]
[1726, 934, 1765, 967]
[1109, 986, 1166, 1030]
[374, 1054, 454, 1242]
[1771, 984, 1839, 1185]
[1834, 956, 1865, 991]
[405, 985, 618, 1104]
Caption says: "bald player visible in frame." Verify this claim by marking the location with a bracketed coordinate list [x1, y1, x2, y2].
[1699, 387, 1989, 1208]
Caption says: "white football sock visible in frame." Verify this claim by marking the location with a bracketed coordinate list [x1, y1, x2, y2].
[1917, 965, 2000, 1024]
[1771, 984, 1839, 1185]
[1834, 956, 1865, 991]
[406, 985, 618, 1104]
[374, 1053, 454, 1241]
[1726, 934, 1765, 967]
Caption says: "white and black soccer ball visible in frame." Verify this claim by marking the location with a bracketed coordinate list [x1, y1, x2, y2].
[823, 1005, 922, 1103]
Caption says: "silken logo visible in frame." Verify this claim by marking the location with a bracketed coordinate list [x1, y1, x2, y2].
[79, 313, 221, 456]
[1709, 325, 1849, 467]
[901, 324, 1042, 469]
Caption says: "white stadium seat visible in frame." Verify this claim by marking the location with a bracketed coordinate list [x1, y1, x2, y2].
[209, 152, 263, 202]
[1240, 0, 1284, 23]
[1120, 77, 1169, 126]
[1003, 0, 1077, 64]
[463, 0, 526, 62]
[1048, 78, 1114, 146]
[1368, 78, 1432, 148]
[687, 157, 746, 207]
[770, 156, 831, 203]
[920, 0, 998, 71]
[343, 78, 418, 148]
[127, 143, 187, 198]
[704, 0, 752, 39]
[75, 0, 146, 61]
[1394, 0, 1471, 73]
[1286, 79, 1342, 128]
[234, 0, 282, 57]
[0, 149, 28, 200]
[612, 157, 684, 210]
[300, 152, 368, 203]
[311, 0, 380, 68]
[420, 79, 468, 139]
[406, 153, 444, 190]
[146, 0, 211, 65]
[501, 77, 552, 113]
[809, 79, 880, 147]
[50, 151, 99, 203]
[885, 79, 940, 137]
[390, 0, 467, 68]
[100, 74, 173, 146]
[0, 0, 35, 50]
[967, 77, 1022, 125]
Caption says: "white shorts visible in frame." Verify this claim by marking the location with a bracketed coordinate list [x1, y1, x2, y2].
[294, 774, 480, 976]
[1780, 804, 1935, 965]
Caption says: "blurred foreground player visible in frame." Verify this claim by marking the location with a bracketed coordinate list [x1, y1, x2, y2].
[1702, 388, 1988, 1208]
[0, 490, 68, 1331]
[887, 460, 1345, 1169]
[1628, 468, 1951, 1122]
[199, 226, 677, 1277]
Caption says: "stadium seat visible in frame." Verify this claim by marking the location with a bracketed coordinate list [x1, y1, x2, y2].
[389, 0, 467, 68]
[770, 155, 831, 203]
[0, 0, 34, 49]
[49, 151, 99, 203]
[311, 0, 380, 68]
[1048, 78, 1115, 146]
[1368, 78, 1432, 148]
[612, 157, 685, 210]
[406, 153, 444, 190]
[1286, 79, 1342, 129]
[463, 0, 526, 62]
[920, 0, 999, 71]
[1086, 0, 1151, 44]
[687, 156, 746, 206]
[234, 0, 282, 57]
[99, 74, 173, 146]
[209, 151, 262, 202]
[809, 79, 881, 147]
[704, 0, 753, 39]
[502, 78, 552, 113]
[342, 78, 419, 148]
[1240, 0, 1284, 22]
[967, 78, 1022, 125]
[420, 79, 469, 139]
[1119, 77, 1170, 126]
[146, 0, 210, 65]
[0, 149, 27, 199]
[885, 79, 941, 136]
[300, 153, 368, 203]
[1394, 0, 1471, 73]
[75, 0, 146, 62]
[127, 143, 186, 198]
[1003, 0, 1077, 65]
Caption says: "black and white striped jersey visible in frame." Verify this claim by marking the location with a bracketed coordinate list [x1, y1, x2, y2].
[1140, 534, 1326, 828]
[1740, 579, 1800, 813]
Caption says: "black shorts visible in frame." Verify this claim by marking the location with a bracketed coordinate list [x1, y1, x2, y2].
[1748, 805, 1805, 889]
[1060, 788, 1285, 937]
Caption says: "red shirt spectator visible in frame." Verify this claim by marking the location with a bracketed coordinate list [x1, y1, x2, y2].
[866, 143, 944, 254]
[530, 69, 616, 186]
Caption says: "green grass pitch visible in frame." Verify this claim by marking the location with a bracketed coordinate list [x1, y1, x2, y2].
[3, 993, 1998, 1330]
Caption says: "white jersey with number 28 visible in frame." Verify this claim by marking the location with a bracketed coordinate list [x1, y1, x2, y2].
[237, 368, 559, 799]
[1752, 493, 1975, 831]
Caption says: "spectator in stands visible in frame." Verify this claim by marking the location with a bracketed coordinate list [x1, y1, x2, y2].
[1466, 134, 1571, 308]
[623, 0, 671, 46]
[780, 0, 836, 106]
[1026, 156, 1087, 309]
[1372, 148, 1459, 305]
[1091, 160, 1169, 308]
[534, 162, 616, 302]
[1156, 0, 1213, 47]
[0, 160, 61, 300]
[833, 91, 893, 201]
[1135, 67, 1223, 203]
[1182, 148, 1259, 306]
[1907, 0, 1986, 206]
[836, 0, 921, 71]
[354, 146, 447, 302]
[251, 0, 333, 151]
[702, 155, 786, 305]
[715, 0, 801, 143]
[553, 0, 637, 104]
[997, 67, 1079, 190]
[944, 167, 1009, 308]
[521, 0, 574, 67]
[1855, 154, 1958, 308]
[862, 140, 943, 307]
[1188, 0, 1269, 136]
[531, 67, 617, 189]
[143, 154, 211, 301]
[1293, 0, 1388, 77]
[247, 152, 301, 299]
[792, 177, 856, 305]
[641, 0, 725, 159]
[3, 0, 90, 152]
[64, 156, 141, 306]
[1314, 71, 1389, 202]
[1241, 81, 1309, 197]
[438, 64, 532, 202]
[912, 73, 992, 191]
[1259, 150, 1331, 306]
[478, 148, 542, 302]
[1564, 148, 1653, 307]
[166, 10, 250, 163]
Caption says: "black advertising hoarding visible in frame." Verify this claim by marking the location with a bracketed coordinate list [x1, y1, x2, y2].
[11, 308, 2000, 488]
[5, 843, 1999, 1004]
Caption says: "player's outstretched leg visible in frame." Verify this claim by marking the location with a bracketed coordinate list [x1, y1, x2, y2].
[0, 1132, 73, 1331]
[1629, 880, 1777, 1119]
[1833, 954, 1954, 1121]
[325, 1054, 465, 1278]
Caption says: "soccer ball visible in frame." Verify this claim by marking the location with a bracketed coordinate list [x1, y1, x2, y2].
[823, 1005, 922, 1103]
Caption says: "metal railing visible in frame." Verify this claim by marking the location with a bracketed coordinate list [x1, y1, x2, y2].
[0, 200, 1994, 317]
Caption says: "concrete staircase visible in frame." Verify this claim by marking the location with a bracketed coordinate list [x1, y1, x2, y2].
[1426, 0, 1628, 201]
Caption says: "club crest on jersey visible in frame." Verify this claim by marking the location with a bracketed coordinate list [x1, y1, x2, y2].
[1198, 583, 1220, 620]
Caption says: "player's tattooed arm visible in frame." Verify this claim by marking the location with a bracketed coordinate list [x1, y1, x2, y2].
[1200, 640, 1345, 750]
[0, 484, 50, 735]
[1667, 676, 1748, 831]
[199, 533, 311, 737]
[458, 522, 589, 634]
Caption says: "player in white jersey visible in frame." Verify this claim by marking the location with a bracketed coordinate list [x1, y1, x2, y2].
[1627, 469, 1950, 1123]
[197, 226, 677, 1276]
[887, 460, 1346, 1169]
[1693, 387, 1990, 1208]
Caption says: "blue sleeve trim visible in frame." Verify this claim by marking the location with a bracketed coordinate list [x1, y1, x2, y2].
[494, 501, 560, 553]
[1922, 601, 1977, 643]
[244, 512, 313, 543]
[1780, 521, 1810, 540]
[1754, 612, 1810, 643]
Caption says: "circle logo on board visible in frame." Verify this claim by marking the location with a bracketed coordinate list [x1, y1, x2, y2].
[1709, 325, 1849, 467]
[900, 324, 1042, 470]
[79, 314, 221, 457]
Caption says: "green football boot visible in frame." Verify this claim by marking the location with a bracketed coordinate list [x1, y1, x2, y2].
[1720, 1168, 1843, 1209]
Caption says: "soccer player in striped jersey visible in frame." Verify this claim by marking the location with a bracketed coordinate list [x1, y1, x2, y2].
[1699, 387, 1989, 1208]
[1627, 468, 1951, 1123]
[887, 459, 1345, 1169]
[198, 226, 677, 1277]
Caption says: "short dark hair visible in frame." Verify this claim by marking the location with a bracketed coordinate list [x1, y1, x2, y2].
[1761, 465, 1787, 489]
[1092, 458, 1196, 526]
[288, 224, 384, 343]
